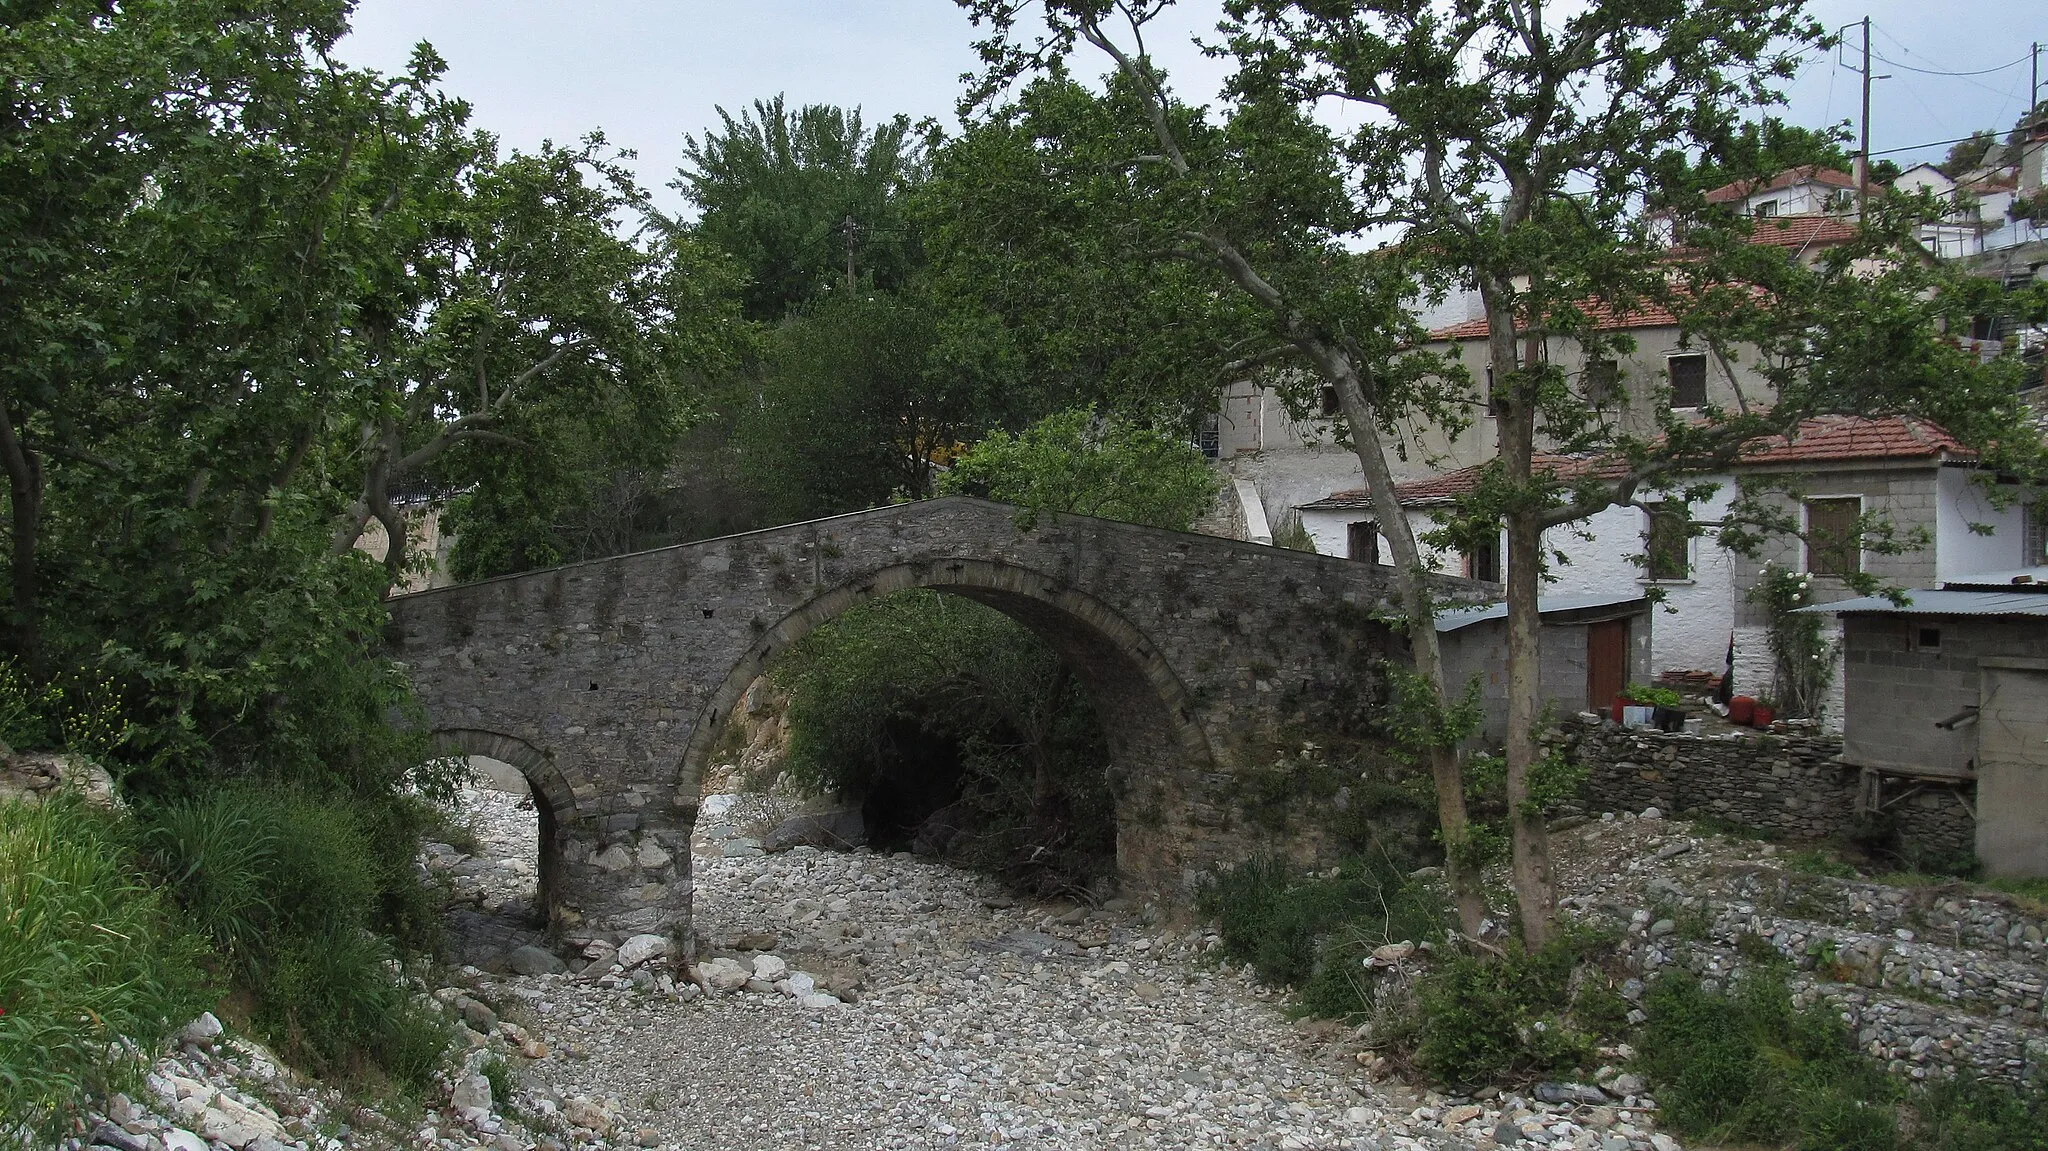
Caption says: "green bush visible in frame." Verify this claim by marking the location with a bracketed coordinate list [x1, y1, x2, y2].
[1641, 968, 1902, 1150]
[1198, 853, 1446, 1019]
[0, 797, 214, 1142]
[139, 785, 449, 1087]
[1413, 929, 1619, 1086]
[1911, 1074, 2048, 1151]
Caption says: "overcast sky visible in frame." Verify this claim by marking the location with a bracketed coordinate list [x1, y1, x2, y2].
[337, 1, 2047, 219]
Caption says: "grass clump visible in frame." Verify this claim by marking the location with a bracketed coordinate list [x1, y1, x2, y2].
[138, 784, 449, 1088]
[1198, 852, 1445, 1018]
[0, 796, 215, 1142]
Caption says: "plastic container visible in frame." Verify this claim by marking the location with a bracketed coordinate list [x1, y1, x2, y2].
[1728, 696, 1757, 725]
[1751, 703, 1776, 728]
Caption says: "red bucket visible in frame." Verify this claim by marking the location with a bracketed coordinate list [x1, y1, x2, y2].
[1728, 696, 1756, 725]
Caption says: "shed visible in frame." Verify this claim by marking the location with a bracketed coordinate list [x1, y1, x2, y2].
[1436, 592, 1653, 744]
[1807, 570, 2048, 877]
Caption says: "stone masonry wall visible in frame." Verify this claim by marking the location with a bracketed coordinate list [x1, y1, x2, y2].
[1555, 716, 1976, 857]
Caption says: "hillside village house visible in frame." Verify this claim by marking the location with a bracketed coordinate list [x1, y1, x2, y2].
[1295, 415, 2045, 729]
[1209, 171, 1877, 538]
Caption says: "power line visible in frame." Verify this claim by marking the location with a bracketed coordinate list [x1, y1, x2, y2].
[1867, 46, 2031, 80]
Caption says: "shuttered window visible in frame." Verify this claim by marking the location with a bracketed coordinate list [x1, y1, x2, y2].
[1347, 521, 1380, 564]
[1645, 502, 1690, 581]
[1466, 537, 1500, 583]
[1805, 497, 1863, 576]
[1668, 353, 1708, 408]
[1583, 359, 1620, 406]
[2026, 502, 2046, 566]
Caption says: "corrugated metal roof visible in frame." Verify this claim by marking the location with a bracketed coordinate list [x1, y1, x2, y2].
[1940, 567, 2048, 590]
[1800, 590, 2048, 617]
[1435, 591, 1649, 632]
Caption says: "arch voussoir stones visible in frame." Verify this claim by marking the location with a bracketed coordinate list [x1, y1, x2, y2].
[388, 497, 1448, 947]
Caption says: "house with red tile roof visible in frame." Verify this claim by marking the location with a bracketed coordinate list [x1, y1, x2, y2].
[1703, 165, 1860, 218]
[1289, 415, 2044, 730]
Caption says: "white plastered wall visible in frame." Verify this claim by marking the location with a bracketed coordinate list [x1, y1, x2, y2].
[1935, 467, 2033, 582]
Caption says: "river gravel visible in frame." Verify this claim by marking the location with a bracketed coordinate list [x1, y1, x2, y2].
[436, 785, 1680, 1151]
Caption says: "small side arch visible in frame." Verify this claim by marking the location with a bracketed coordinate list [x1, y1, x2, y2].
[431, 728, 576, 933]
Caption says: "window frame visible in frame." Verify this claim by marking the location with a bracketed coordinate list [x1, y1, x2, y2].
[1346, 520, 1380, 565]
[1803, 495, 1865, 578]
[1643, 501, 1692, 582]
[1667, 352, 1708, 409]
[2025, 501, 2046, 567]
[1465, 536, 1501, 583]
[1582, 358, 1621, 407]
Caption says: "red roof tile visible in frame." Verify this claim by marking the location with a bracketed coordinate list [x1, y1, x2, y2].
[1704, 165, 1858, 205]
[1744, 214, 1861, 251]
[1737, 415, 1971, 465]
[1427, 296, 1683, 341]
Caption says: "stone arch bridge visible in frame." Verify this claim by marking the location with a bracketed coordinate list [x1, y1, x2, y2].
[387, 497, 1449, 946]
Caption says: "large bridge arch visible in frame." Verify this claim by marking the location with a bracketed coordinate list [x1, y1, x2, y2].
[389, 497, 1462, 948]
[676, 558, 1216, 876]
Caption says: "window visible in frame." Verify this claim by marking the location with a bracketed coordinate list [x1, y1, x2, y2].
[1319, 382, 1341, 417]
[1645, 502, 1691, 581]
[1916, 627, 1943, 650]
[1466, 537, 1501, 583]
[2025, 502, 2046, 566]
[1583, 359, 1621, 406]
[1667, 353, 1708, 408]
[1347, 521, 1380, 564]
[1484, 366, 1500, 416]
[1805, 497, 1863, 577]
[1755, 199, 1779, 218]
[1196, 413, 1220, 460]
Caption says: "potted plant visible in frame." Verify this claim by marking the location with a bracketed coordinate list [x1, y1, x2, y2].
[1617, 683, 1683, 729]
[1751, 697, 1777, 728]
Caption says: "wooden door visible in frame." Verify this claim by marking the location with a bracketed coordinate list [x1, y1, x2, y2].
[1586, 619, 1629, 712]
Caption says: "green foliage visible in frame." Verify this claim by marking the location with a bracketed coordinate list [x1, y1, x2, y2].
[676, 95, 923, 320]
[1413, 930, 1622, 1087]
[1911, 1074, 2048, 1151]
[0, 797, 214, 1142]
[1785, 849, 1858, 879]
[1747, 564, 1841, 721]
[1271, 513, 1317, 552]
[1641, 968, 1901, 1149]
[772, 591, 1115, 893]
[730, 289, 971, 521]
[1621, 683, 1683, 709]
[138, 784, 447, 1085]
[940, 407, 1221, 531]
[1197, 853, 1446, 1018]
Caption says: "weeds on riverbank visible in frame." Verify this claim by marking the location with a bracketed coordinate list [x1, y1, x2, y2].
[0, 796, 214, 1142]
[138, 784, 450, 1087]
[1641, 964, 2048, 1151]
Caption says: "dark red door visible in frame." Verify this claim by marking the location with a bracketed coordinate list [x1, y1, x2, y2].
[1587, 619, 1629, 711]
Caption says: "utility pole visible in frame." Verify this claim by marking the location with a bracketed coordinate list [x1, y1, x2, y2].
[2033, 42, 2040, 118]
[841, 213, 861, 293]
[1857, 16, 1872, 217]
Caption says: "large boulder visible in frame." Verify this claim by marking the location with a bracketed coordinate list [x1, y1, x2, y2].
[0, 750, 119, 809]
[764, 807, 866, 852]
[506, 944, 568, 976]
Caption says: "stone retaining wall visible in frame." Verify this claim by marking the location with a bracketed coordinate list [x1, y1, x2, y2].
[1553, 716, 1976, 858]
